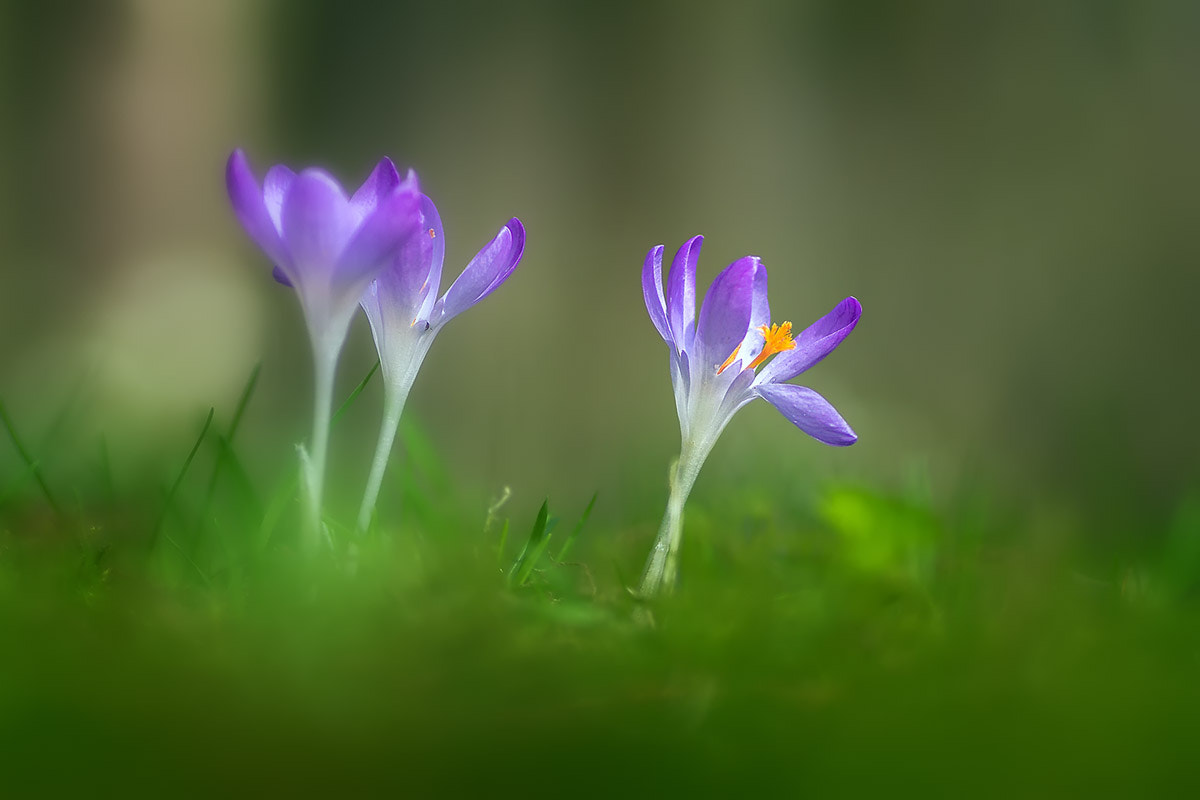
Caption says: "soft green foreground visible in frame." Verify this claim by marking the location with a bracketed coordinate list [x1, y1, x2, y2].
[2, 404, 1200, 794]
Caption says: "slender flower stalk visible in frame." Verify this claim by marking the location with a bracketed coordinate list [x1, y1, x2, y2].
[356, 187, 525, 531]
[225, 150, 421, 547]
[638, 235, 862, 597]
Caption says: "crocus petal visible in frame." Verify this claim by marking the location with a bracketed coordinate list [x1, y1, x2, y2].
[281, 168, 357, 285]
[399, 168, 420, 194]
[271, 265, 293, 287]
[263, 165, 295, 235]
[695, 256, 760, 372]
[438, 218, 525, 324]
[350, 157, 402, 221]
[414, 195, 446, 324]
[481, 218, 525, 296]
[734, 261, 771, 368]
[667, 235, 701, 350]
[335, 185, 421, 288]
[756, 383, 857, 446]
[360, 279, 385, 346]
[371, 196, 438, 318]
[642, 245, 671, 343]
[748, 262, 771, 331]
[669, 348, 691, 435]
[756, 296, 862, 385]
[226, 150, 291, 269]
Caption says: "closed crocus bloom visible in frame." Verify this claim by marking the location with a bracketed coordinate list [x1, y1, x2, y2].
[356, 190, 525, 531]
[226, 149, 421, 545]
[639, 235, 861, 597]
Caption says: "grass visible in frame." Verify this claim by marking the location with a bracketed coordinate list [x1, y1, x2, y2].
[1, 372, 1199, 795]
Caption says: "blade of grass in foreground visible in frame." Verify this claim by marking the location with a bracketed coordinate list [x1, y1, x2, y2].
[509, 500, 552, 587]
[150, 407, 214, 547]
[0, 397, 59, 513]
[331, 360, 379, 427]
[556, 492, 597, 562]
[193, 364, 261, 551]
[195, 363, 261, 533]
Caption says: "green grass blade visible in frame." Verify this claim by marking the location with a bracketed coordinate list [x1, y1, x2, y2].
[556, 492, 597, 562]
[509, 500, 552, 587]
[162, 532, 212, 586]
[150, 407, 214, 546]
[225, 362, 261, 439]
[0, 397, 59, 513]
[331, 360, 379, 427]
[195, 363, 261, 537]
[35, 371, 90, 453]
[256, 467, 301, 553]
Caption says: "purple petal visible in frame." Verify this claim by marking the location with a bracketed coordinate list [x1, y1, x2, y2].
[756, 383, 857, 446]
[280, 168, 356, 284]
[263, 165, 294, 234]
[271, 265, 293, 287]
[335, 185, 421, 288]
[371, 196, 439, 319]
[666, 235, 701, 350]
[414, 195, 446, 323]
[669, 348, 692, 437]
[642, 245, 670, 343]
[756, 296, 862, 384]
[226, 150, 291, 269]
[350, 157, 402, 220]
[695, 256, 760, 372]
[749, 263, 770, 331]
[734, 261, 772, 367]
[482, 218, 525, 295]
[399, 168, 420, 194]
[360, 280, 385, 346]
[438, 218, 525, 324]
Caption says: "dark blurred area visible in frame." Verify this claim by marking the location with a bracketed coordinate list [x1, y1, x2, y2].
[1, 0, 1197, 528]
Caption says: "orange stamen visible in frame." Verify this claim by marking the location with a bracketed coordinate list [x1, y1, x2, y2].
[717, 321, 796, 374]
[747, 321, 796, 370]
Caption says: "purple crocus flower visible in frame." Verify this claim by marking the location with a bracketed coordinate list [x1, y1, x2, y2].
[225, 149, 421, 544]
[638, 234, 861, 597]
[355, 184, 525, 531]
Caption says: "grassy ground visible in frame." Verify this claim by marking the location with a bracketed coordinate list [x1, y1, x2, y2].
[2, 378, 1199, 795]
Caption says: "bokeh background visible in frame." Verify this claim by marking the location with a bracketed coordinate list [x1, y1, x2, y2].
[1, 0, 1196, 530]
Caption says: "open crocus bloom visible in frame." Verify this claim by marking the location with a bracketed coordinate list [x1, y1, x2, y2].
[355, 185, 525, 530]
[226, 150, 421, 358]
[226, 149, 422, 544]
[638, 234, 861, 598]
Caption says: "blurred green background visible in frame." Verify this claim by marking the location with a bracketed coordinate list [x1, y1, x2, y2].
[1, 0, 1196, 529]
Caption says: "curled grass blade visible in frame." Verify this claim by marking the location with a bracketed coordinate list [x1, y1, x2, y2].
[150, 407, 214, 547]
[332, 360, 379, 427]
[195, 363, 261, 538]
[509, 499, 552, 588]
[556, 492, 597, 562]
[0, 397, 59, 513]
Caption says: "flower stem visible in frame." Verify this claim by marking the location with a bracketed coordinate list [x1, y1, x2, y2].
[303, 344, 338, 552]
[356, 382, 412, 532]
[637, 443, 706, 598]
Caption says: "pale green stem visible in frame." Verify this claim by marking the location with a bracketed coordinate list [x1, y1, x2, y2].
[356, 381, 412, 532]
[355, 337, 433, 533]
[637, 440, 709, 598]
[303, 343, 338, 552]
